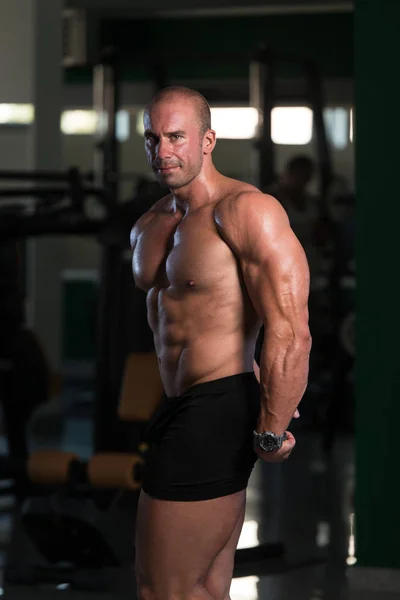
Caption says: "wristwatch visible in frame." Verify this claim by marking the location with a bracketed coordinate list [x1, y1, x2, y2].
[253, 430, 287, 452]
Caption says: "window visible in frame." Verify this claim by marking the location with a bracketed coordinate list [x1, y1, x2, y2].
[349, 108, 354, 142]
[0, 104, 34, 124]
[61, 109, 130, 141]
[271, 106, 313, 145]
[324, 107, 349, 150]
[209, 107, 258, 139]
[136, 107, 258, 140]
[61, 110, 97, 134]
[136, 105, 313, 143]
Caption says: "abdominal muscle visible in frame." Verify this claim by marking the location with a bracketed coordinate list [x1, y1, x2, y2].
[147, 286, 259, 398]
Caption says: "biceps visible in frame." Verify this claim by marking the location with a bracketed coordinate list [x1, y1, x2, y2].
[243, 236, 310, 334]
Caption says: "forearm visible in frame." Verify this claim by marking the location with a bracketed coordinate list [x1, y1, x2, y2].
[257, 330, 311, 433]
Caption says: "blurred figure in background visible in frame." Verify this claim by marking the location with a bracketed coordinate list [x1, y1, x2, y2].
[0, 241, 49, 461]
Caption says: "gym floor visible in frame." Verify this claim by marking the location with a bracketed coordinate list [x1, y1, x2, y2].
[0, 375, 379, 599]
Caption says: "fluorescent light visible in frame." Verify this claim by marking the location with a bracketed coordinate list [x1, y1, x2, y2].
[0, 104, 34, 124]
[349, 108, 354, 142]
[211, 107, 258, 139]
[136, 105, 314, 143]
[136, 107, 259, 140]
[324, 107, 349, 150]
[135, 110, 145, 136]
[271, 106, 313, 145]
[347, 512, 357, 565]
[61, 110, 98, 134]
[116, 110, 130, 142]
[61, 109, 130, 140]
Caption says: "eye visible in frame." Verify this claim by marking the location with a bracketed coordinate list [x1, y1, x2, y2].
[170, 134, 182, 141]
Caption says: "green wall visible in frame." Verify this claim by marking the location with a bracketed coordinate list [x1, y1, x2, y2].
[66, 12, 353, 84]
[355, 0, 400, 569]
[62, 279, 98, 361]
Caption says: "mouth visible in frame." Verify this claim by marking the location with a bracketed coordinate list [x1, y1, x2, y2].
[155, 165, 179, 173]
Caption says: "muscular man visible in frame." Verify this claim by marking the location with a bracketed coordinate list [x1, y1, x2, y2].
[130, 87, 311, 600]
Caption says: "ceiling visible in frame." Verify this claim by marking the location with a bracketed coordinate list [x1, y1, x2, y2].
[65, 0, 353, 18]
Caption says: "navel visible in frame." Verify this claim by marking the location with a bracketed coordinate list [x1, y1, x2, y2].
[188, 279, 196, 287]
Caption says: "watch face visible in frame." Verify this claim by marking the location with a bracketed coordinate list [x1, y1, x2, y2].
[260, 434, 278, 452]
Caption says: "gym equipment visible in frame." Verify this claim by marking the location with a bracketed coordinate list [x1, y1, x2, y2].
[0, 41, 335, 585]
[0, 167, 112, 239]
[2, 351, 162, 592]
[0, 234, 52, 502]
[0, 154, 163, 589]
[2, 450, 141, 591]
[0, 160, 160, 454]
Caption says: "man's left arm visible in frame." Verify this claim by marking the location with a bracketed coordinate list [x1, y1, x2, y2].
[216, 192, 312, 461]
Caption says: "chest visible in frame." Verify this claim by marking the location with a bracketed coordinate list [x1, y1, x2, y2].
[165, 216, 234, 291]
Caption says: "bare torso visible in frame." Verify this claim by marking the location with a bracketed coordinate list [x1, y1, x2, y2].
[132, 177, 261, 397]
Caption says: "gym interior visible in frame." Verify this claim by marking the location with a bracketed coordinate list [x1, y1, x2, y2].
[0, 0, 397, 598]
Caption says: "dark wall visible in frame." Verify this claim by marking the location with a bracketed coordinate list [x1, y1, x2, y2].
[66, 12, 353, 84]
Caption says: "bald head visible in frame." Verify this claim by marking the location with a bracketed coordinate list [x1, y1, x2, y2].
[145, 86, 211, 138]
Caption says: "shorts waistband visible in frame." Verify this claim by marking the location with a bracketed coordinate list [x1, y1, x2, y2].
[166, 371, 257, 400]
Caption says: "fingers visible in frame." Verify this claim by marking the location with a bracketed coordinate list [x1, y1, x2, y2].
[285, 431, 296, 443]
[257, 431, 296, 463]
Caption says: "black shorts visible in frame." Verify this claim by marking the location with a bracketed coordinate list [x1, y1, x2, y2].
[141, 372, 260, 501]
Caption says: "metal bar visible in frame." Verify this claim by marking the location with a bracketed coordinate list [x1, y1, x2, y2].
[0, 170, 71, 181]
[250, 46, 276, 190]
[93, 50, 120, 202]
[304, 59, 333, 216]
[92, 51, 124, 454]
[67, 166, 85, 210]
[143, 3, 353, 19]
[0, 186, 105, 199]
[0, 188, 68, 198]
[0, 216, 101, 239]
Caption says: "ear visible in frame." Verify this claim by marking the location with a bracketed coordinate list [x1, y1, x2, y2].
[202, 129, 216, 155]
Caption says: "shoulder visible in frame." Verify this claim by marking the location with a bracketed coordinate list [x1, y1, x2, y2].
[214, 189, 289, 247]
[130, 194, 175, 248]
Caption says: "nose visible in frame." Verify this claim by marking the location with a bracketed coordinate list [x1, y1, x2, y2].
[155, 137, 171, 159]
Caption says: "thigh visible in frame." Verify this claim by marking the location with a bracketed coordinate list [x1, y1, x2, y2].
[135, 489, 246, 597]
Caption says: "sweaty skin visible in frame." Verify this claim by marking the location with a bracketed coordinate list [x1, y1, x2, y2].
[131, 181, 310, 443]
[131, 89, 311, 463]
[131, 179, 262, 399]
[132, 89, 312, 600]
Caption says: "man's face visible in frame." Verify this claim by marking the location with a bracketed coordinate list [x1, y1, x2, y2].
[144, 97, 205, 189]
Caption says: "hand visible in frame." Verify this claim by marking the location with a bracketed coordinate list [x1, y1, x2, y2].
[255, 431, 296, 463]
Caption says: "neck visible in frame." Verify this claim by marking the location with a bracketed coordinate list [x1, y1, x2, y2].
[172, 162, 222, 213]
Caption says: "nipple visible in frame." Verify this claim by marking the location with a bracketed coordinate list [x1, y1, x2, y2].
[188, 279, 196, 287]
